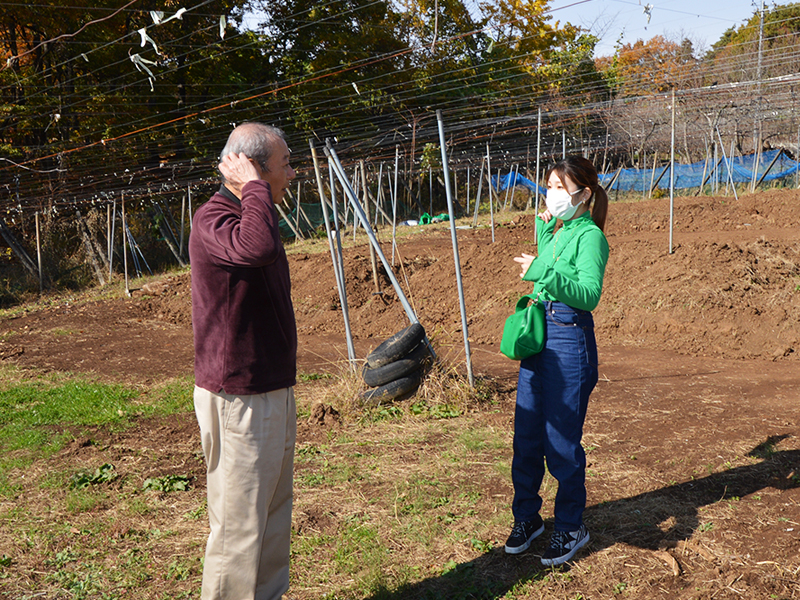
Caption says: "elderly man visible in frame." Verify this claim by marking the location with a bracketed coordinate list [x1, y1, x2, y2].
[189, 122, 297, 600]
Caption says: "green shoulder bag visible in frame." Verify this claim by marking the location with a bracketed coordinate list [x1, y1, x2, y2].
[500, 292, 546, 360]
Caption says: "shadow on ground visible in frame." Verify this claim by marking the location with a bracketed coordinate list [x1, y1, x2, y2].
[364, 437, 800, 600]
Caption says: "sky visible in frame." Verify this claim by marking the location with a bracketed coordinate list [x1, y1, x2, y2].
[543, 0, 761, 57]
[242, 0, 763, 58]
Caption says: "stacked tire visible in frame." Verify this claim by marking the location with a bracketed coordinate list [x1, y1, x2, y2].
[361, 323, 432, 405]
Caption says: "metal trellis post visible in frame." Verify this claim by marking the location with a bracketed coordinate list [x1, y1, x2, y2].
[437, 110, 474, 387]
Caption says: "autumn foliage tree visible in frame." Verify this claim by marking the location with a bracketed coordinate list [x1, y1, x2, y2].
[597, 35, 699, 98]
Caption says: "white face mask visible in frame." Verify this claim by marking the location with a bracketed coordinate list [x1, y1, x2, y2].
[545, 187, 584, 220]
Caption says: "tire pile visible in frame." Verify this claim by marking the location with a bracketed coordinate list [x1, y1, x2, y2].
[361, 323, 432, 405]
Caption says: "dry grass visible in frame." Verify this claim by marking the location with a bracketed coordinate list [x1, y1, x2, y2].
[1, 334, 800, 599]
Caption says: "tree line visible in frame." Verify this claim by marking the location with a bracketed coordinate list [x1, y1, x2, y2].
[1, 1, 797, 205]
[0, 0, 799, 300]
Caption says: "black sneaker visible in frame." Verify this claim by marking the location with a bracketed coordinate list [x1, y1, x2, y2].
[541, 524, 590, 566]
[504, 517, 545, 554]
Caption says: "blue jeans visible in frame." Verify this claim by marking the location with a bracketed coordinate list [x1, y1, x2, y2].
[511, 301, 598, 532]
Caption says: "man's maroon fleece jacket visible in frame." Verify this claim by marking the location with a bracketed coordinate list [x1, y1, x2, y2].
[189, 180, 297, 395]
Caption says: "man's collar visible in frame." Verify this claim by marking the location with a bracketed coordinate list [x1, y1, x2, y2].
[218, 184, 240, 205]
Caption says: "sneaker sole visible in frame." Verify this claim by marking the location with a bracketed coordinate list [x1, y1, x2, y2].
[540, 532, 590, 566]
[504, 523, 545, 554]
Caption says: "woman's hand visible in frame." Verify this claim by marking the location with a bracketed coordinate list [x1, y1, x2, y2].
[513, 253, 536, 279]
[539, 208, 553, 224]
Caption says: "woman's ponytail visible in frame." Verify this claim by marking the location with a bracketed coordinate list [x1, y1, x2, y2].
[591, 185, 608, 232]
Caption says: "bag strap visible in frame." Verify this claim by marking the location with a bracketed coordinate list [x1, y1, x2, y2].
[516, 290, 544, 311]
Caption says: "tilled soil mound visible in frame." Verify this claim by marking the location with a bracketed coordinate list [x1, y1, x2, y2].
[287, 189, 800, 363]
[0, 189, 798, 382]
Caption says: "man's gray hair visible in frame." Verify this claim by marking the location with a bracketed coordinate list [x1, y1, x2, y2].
[219, 122, 285, 182]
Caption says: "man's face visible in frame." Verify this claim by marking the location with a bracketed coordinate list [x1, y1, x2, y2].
[257, 137, 295, 204]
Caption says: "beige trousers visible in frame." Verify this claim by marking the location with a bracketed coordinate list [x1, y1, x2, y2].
[194, 386, 296, 600]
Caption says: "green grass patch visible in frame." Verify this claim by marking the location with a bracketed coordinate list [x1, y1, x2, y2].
[0, 379, 139, 445]
[0, 375, 196, 497]
[142, 375, 195, 415]
[0, 379, 137, 495]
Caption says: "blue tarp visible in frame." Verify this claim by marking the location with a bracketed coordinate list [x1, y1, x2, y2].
[599, 150, 799, 192]
[491, 151, 799, 194]
[492, 171, 546, 196]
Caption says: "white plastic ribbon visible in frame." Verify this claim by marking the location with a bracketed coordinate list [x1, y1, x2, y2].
[138, 28, 161, 55]
[130, 53, 157, 91]
[151, 8, 186, 25]
[642, 3, 653, 24]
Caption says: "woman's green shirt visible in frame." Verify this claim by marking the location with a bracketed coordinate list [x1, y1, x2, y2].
[522, 212, 609, 312]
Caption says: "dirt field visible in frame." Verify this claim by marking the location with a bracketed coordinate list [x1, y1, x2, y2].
[1, 189, 799, 599]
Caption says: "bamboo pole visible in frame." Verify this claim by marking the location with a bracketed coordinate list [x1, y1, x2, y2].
[650, 164, 671, 193]
[109, 199, 116, 279]
[697, 142, 709, 196]
[509, 164, 519, 209]
[754, 148, 782, 189]
[502, 165, 513, 210]
[715, 128, 739, 200]
[428, 166, 433, 216]
[295, 181, 313, 231]
[188, 185, 193, 230]
[453, 166, 457, 213]
[275, 202, 303, 240]
[534, 107, 541, 239]
[642, 151, 647, 200]
[375, 164, 384, 227]
[649, 152, 658, 198]
[122, 194, 130, 297]
[153, 203, 187, 267]
[466, 165, 470, 215]
[180, 193, 186, 260]
[487, 143, 495, 243]
[35, 211, 42, 293]
[472, 157, 484, 227]
[392, 146, 399, 265]
[107, 204, 112, 275]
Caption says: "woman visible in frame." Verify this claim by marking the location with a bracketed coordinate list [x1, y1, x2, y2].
[505, 155, 609, 566]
